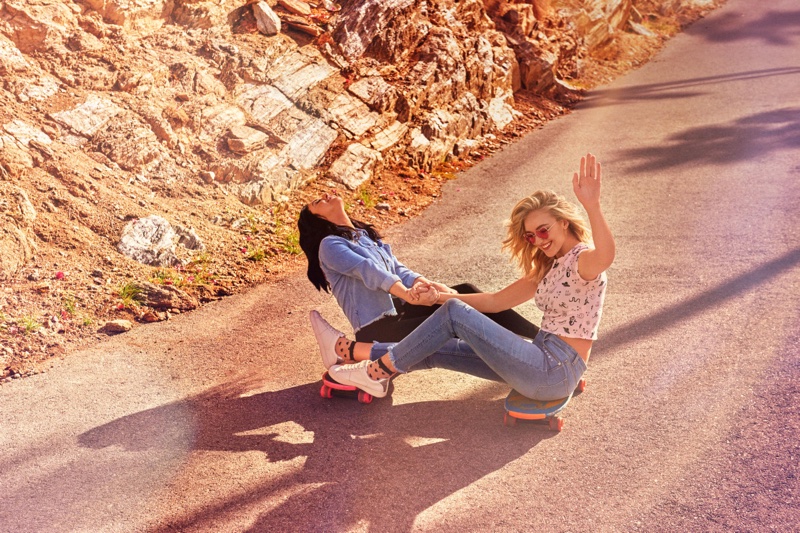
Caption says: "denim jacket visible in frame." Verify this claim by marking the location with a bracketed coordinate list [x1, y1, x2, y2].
[319, 230, 421, 331]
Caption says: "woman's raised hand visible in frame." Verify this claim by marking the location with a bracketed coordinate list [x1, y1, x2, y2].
[572, 153, 602, 209]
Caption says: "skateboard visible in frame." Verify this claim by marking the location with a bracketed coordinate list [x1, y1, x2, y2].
[320, 371, 373, 404]
[503, 378, 586, 431]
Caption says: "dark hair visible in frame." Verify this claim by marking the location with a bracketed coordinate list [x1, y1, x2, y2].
[298, 205, 382, 292]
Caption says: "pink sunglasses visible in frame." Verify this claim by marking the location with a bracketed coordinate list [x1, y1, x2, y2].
[523, 221, 558, 245]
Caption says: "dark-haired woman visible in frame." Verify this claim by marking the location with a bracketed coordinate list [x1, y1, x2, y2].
[298, 193, 539, 367]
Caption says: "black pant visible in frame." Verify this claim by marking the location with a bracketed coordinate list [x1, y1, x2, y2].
[354, 283, 540, 343]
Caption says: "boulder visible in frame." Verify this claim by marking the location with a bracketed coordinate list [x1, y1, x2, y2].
[0, 0, 76, 53]
[278, 0, 312, 16]
[328, 143, 382, 190]
[0, 34, 29, 74]
[80, 0, 169, 34]
[101, 320, 132, 334]
[117, 215, 204, 267]
[48, 95, 124, 138]
[236, 84, 294, 127]
[253, 2, 281, 36]
[227, 125, 269, 154]
[91, 115, 168, 171]
[131, 282, 198, 310]
[327, 92, 380, 137]
[347, 76, 398, 113]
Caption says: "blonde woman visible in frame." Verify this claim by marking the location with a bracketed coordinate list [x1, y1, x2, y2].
[311, 153, 615, 400]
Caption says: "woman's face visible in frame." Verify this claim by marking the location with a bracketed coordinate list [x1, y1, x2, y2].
[523, 209, 574, 258]
[308, 193, 346, 223]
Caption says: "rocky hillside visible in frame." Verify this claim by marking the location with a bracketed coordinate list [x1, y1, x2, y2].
[0, 0, 722, 380]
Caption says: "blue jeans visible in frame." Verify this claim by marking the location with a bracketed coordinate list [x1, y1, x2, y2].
[370, 299, 587, 400]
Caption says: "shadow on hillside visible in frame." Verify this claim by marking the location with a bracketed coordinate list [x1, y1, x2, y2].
[616, 107, 800, 173]
[79, 378, 557, 531]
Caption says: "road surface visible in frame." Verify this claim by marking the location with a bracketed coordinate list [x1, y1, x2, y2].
[1, 0, 798, 530]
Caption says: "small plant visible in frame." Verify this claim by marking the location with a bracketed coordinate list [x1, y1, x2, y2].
[63, 293, 77, 316]
[82, 316, 93, 327]
[357, 188, 377, 209]
[280, 230, 301, 255]
[19, 316, 41, 335]
[150, 268, 184, 287]
[247, 247, 267, 262]
[118, 282, 143, 308]
[191, 252, 211, 266]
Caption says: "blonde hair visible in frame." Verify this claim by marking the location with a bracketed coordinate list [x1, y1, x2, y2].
[502, 190, 591, 283]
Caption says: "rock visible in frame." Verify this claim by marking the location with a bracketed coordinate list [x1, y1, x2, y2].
[139, 310, 166, 322]
[281, 15, 322, 37]
[0, 34, 30, 74]
[199, 104, 248, 144]
[132, 281, 198, 310]
[375, 202, 390, 211]
[227, 125, 269, 154]
[348, 76, 398, 113]
[101, 319, 132, 334]
[2, 120, 52, 148]
[253, 2, 281, 36]
[488, 91, 518, 130]
[17, 75, 60, 102]
[276, 114, 338, 170]
[81, 0, 167, 34]
[1, 0, 76, 53]
[92, 115, 168, 171]
[328, 143, 382, 190]
[48, 95, 124, 138]
[236, 84, 294, 127]
[327, 92, 380, 137]
[268, 49, 336, 101]
[117, 215, 204, 267]
[628, 20, 656, 37]
[367, 121, 408, 153]
[332, 0, 417, 60]
[278, 0, 312, 16]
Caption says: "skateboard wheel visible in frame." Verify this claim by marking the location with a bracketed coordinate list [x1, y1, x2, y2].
[576, 379, 586, 393]
[357, 390, 373, 404]
[320, 385, 332, 399]
[503, 412, 517, 427]
[548, 417, 564, 432]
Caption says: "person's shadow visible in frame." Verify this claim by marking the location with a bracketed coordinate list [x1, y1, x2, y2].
[79, 376, 562, 531]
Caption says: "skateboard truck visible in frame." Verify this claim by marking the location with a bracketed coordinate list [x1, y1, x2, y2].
[320, 371, 373, 404]
[503, 378, 586, 431]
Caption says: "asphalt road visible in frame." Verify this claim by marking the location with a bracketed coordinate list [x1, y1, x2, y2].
[2, 0, 799, 531]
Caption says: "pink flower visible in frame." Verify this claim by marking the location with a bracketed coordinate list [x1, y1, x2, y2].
[55, 271, 65, 280]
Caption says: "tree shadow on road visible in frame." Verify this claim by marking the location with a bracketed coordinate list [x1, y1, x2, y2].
[594, 247, 800, 357]
[615, 107, 800, 173]
[576, 68, 800, 109]
[694, 8, 800, 47]
[79, 377, 559, 531]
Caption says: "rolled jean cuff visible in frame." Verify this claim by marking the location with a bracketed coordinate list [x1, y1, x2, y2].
[370, 342, 395, 362]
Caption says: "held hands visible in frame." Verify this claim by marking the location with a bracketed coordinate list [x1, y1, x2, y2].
[572, 153, 602, 210]
[409, 280, 440, 306]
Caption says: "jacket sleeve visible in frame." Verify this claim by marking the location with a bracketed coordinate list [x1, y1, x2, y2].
[319, 237, 402, 293]
[381, 242, 420, 287]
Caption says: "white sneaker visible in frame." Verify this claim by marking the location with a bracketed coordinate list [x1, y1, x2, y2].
[309, 310, 345, 369]
[329, 360, 390, 398]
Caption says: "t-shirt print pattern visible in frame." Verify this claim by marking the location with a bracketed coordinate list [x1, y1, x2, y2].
[535, 243, 607, 340]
